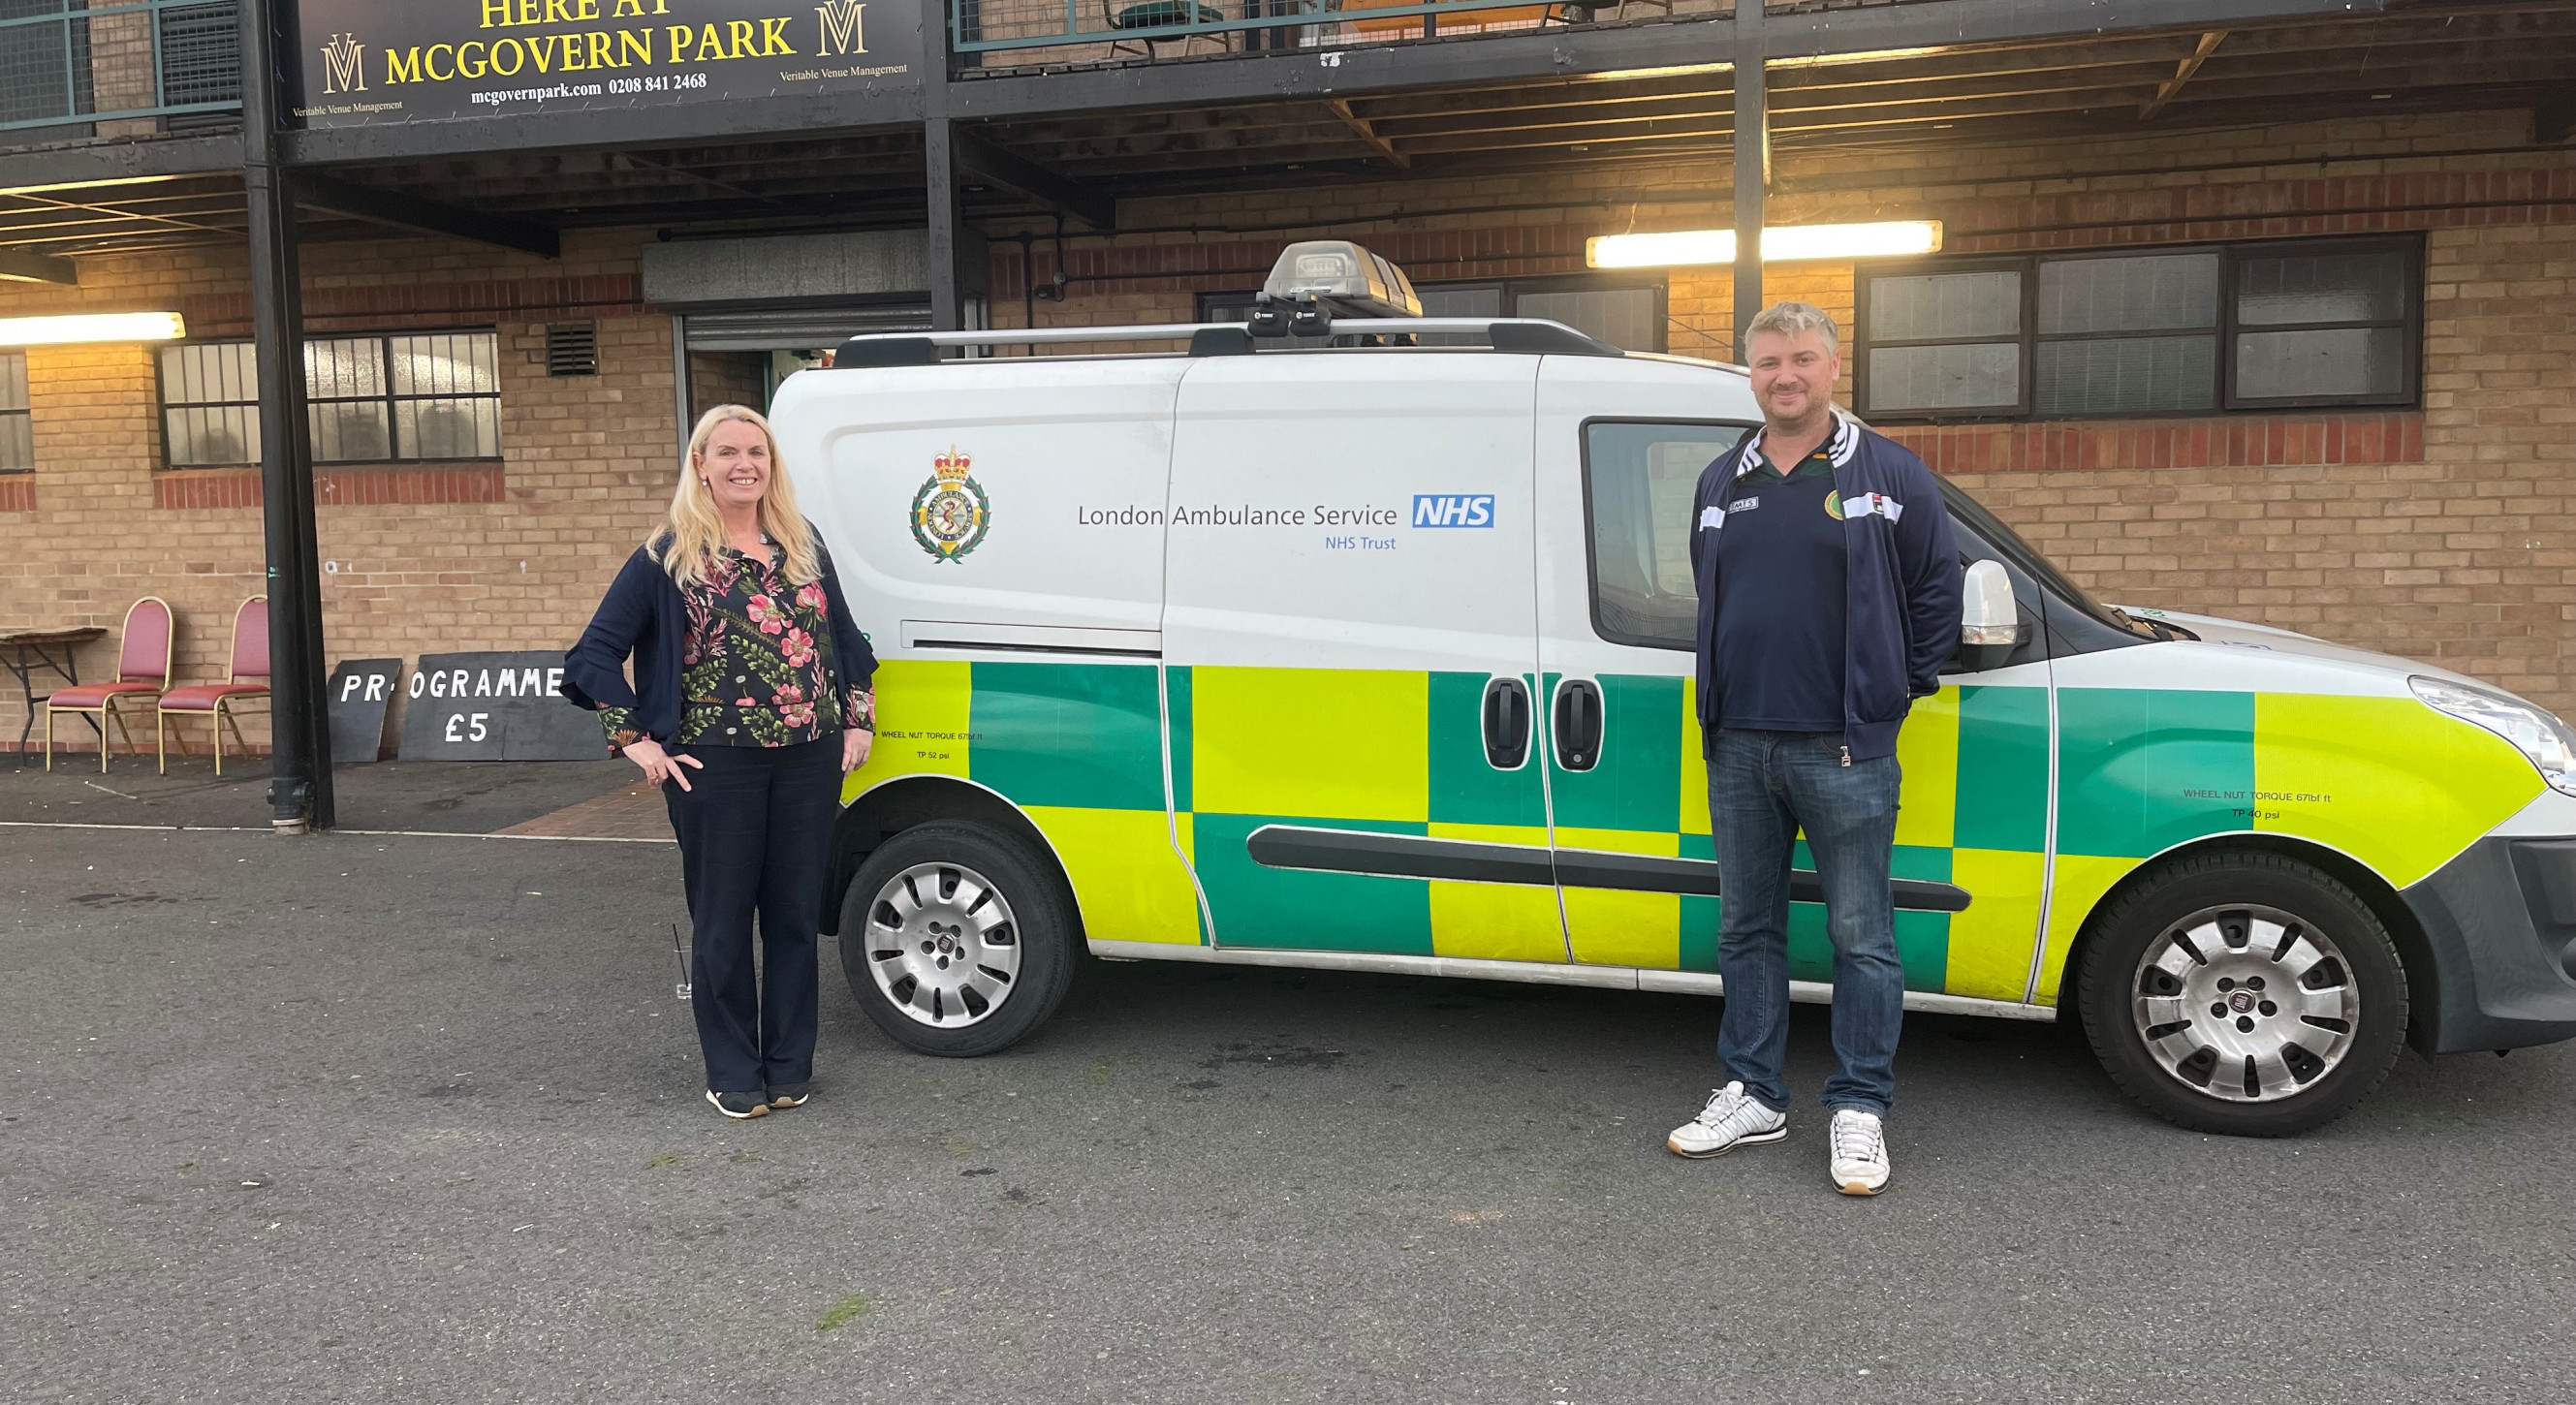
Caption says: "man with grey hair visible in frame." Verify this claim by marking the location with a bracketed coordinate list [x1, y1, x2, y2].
[1665, 301, 1962, 1195]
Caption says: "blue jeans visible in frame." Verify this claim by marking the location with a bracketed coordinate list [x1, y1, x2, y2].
[1707, 729, 1904, 1117]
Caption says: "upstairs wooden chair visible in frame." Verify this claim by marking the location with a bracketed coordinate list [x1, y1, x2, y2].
[1546, 0, 1673, 22]
[44, 596, 173, 773]
[1105, 0, 1229, 57]
[158, 596, 270, 776]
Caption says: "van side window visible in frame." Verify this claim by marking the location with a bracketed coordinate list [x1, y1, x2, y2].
[1582, 421, 1754, 649]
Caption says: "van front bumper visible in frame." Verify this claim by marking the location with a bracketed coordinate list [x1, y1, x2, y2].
[2401, 835, 2576, 1053]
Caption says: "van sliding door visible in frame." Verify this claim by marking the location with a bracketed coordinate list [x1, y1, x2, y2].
[1158, 353, 1563, 965]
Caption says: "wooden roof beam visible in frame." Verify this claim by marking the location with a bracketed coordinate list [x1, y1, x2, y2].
[2143, 30, 2228, 119]
[1327, 100, 1411, 169]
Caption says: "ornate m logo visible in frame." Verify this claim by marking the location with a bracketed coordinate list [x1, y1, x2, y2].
[320, 32, 367, 95]
[816, 0, 868, 55]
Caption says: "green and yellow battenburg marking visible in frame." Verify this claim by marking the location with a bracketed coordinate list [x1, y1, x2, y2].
[848, 661, 2541, 1007]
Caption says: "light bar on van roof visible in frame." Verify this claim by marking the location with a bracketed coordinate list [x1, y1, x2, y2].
[1259, 240, 1423, 320]
[831, 319, 1622, 367]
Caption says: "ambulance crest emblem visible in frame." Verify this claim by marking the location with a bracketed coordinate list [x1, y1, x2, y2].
[910, 448, 990, 564]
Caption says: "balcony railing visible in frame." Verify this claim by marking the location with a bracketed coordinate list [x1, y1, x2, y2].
[954, 0, 1730, 69]
[0, 0, 240, 138]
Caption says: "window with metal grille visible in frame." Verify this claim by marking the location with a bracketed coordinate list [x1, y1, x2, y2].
[157, 2, 242, 108]
[1, 2, 95, 127]
[160, 330, 505, 467]
[546, 322, 599, 377]
[1855, 235, 2420, 422]
[0, 351, 30, 472]
[159, 340, 260, 467]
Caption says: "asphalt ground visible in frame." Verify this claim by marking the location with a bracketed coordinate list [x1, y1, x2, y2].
[4, 823, 2572, 1404]
[0, 754, 637, 834]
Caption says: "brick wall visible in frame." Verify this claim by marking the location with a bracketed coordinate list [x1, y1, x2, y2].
[688, 352, 769, 424]
[1947, 223, 2566, 709]
[86, 6, 160, 138]
[0, 230, 675, 752]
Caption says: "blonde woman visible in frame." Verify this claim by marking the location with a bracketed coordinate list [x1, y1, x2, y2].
[563, 405, 877, 1120]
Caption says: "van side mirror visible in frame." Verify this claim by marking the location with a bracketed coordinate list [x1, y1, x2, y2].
[1954, 559, 2026, 672]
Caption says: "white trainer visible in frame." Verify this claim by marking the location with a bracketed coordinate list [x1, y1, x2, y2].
[1828, 1108, 1891, 1196]
[1666, 1081, 1788, 1159]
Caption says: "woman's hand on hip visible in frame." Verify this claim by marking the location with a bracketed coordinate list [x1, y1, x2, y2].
[623, 736, 703, 792]
[842, 728, 872, 774]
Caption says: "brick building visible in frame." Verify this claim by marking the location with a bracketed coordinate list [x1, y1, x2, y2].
[0, 0, 2569, 826]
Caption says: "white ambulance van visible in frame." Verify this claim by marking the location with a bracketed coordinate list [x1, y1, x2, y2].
[770, 241, 2576, 1137]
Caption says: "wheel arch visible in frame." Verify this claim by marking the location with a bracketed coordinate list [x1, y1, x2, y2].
[822, 774, 1081, 941]
[2054, 831, 2441, 1054]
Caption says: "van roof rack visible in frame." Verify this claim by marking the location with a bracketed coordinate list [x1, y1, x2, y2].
[832, 318, 1624, 368]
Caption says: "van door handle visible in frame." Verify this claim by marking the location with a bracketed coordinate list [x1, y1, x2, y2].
[1482, 676, 1530, 769]
[1554, 678, 1602, 771]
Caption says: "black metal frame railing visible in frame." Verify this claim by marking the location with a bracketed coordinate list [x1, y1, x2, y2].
[0, 0, 240, 136]
[953, 0, 1722, 65]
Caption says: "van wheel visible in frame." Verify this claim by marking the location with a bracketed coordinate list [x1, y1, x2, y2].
[2075, 852, 2406, 1138]
[836, 821, 1077, 1057]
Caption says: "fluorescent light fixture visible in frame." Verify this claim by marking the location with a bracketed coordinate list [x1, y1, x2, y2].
[0, 311, 187, 347]
[1589, 62, 1732, 81]
[1586, 220, 1943, 268]
[1588, 229, 1738, 267]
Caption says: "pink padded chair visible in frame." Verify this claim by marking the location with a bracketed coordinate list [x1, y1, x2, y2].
[45, 596, 173, 772]
[159, 596, 270, 776]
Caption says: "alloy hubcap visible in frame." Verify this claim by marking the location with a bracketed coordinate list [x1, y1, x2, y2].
[865, 861, 1020, 1028]
[2131, 903, 2359, 1102]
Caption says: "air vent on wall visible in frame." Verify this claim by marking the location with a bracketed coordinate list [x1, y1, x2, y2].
[546, 322, 598, 377]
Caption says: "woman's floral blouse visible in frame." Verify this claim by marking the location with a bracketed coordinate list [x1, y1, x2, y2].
[600, 537, 875, 751]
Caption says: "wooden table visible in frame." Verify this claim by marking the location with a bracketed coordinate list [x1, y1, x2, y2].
[0, 627, 107, 757]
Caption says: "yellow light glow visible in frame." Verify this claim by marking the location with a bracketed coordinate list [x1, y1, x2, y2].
[1586, 220, 1943, 268]
[0, 312, 187, 347]
[1588, 62, 1733, 82]
[1587, 229, 1737, 267]
[1765, 220, 1944, 261]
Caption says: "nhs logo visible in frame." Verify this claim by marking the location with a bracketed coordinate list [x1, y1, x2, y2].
[1412, 494, 1497, 528]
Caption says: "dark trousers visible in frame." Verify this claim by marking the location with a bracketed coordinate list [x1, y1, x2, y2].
[1707, 729, 1906, 1117]
[663, 734, 841, 1094]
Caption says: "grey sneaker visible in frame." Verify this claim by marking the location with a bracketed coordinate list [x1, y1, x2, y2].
[1666, 1081, 1788, 1158]
[1828, 1108, 1891, 1196]
[768, 1082, 812, 1110]
[706, 1088, 770, 1120]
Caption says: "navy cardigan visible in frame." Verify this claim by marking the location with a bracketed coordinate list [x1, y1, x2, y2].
[1688, 412, 1963, 763]
[559, 535, 879, 748]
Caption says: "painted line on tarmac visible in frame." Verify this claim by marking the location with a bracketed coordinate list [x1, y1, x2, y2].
[0, 820, 673, 844]
[0, 820, 271, 832]
[339, 828, 674, 845]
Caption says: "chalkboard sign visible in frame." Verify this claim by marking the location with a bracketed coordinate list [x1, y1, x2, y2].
[398, 652, 602, 762]
[328, 658, 402, 763]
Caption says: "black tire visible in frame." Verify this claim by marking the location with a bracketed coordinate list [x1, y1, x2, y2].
[2075, 851, 2407, 1138]
[836, 821, 1078, 1057]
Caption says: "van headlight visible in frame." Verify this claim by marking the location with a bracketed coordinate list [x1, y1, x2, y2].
[2411, 676, 2576, 797]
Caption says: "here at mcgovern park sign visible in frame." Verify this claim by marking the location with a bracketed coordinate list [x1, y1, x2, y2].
[290, 0, 921, 128]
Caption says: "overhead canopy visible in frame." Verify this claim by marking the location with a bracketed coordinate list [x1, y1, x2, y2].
[678, 303, 932, 352]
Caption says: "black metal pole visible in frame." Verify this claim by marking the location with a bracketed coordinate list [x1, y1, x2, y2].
[924, 0, 971, 338]
[242, 0, 331, 832]
[1731, 5, 1767, 362]
[926, 116, 967, 334]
